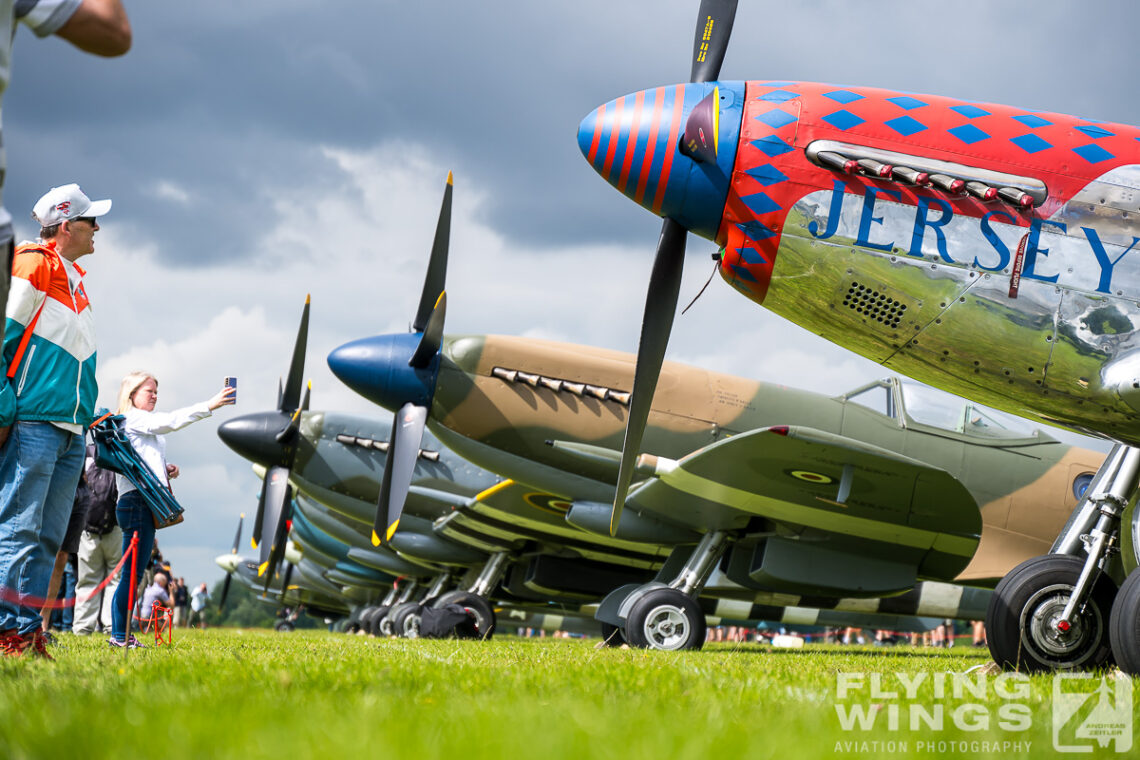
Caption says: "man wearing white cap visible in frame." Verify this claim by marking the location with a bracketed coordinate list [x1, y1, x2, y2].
[0, 184, 110, 658]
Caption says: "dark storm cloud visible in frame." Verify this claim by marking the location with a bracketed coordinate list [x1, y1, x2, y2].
[7, 1, 1139, 266]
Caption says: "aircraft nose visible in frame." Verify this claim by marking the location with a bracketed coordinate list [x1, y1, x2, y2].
[577, 82, 743, 242]
[327, 333, 439, 413]
[217, 412, 289, 467]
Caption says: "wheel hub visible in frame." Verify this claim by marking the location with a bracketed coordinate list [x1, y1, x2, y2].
[1021, 583, 1098, 662]
[642, 604, 690, 650]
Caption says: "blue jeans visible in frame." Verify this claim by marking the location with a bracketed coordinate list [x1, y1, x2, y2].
[111, 491, 155, 642]
[0, 422, 84, 635]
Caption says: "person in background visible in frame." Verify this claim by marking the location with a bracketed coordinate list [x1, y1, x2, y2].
[72, 446, 119, 635]
[171, 577, 188, 628]
[137, 571, 171, 634]
[107, 372, 233, 648]
[188, 582, 209, 629]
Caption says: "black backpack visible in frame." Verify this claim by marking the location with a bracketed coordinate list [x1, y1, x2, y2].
[80, 444, 119, 535]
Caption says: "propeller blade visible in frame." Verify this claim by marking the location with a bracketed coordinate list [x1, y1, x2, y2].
[611, 218, 687, 534]
[300, 382, 311, 412]
[412, 173, 453, 333]
[276, 378, 283, 410]
[280, 295, 311, 413]
[230, 513, 244, 554]
[257, 465, 292, 576]
[372, 403, 428, 545]
[409, 292, 446, 369]
[281, 562, 295, 593]
[263, 502, 292, 594]
[251, 478, 267, 549]
[218, 573, 233, 612]
[690, 0, 738, 83]
[275, 408, 303, 444]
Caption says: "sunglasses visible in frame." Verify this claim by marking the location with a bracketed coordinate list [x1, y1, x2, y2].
[74, 216, 98, 226]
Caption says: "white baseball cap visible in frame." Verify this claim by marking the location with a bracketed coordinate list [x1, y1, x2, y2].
[31, 183, 112, 227]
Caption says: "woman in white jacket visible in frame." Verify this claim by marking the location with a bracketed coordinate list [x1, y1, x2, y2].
[108, 371, 233, 648]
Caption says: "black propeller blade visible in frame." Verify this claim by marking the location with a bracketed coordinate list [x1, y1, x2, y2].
[372, 175, 452, 545]
[218, 512, 244, 612]
[258, 465, 293, 588]
[690, 0, 738, 83]
[412, 172, 452, 333]
[610, 219, 687, 533]
[610, 0, 738, 534]
[372, 403, 428, 545]
[254, 298, 310, 581]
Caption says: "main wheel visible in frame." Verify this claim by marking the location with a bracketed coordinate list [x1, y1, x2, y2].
[275, 620, 295, 633]
[1109, 568, 1140, 674]
[367, 606, 391, 637]
[381, 602, 418, 637]
[433, 590, 496, 639]
[599, 621, 626, 647]
[624, 588, 705, 651]
[390, 603, 424, 639]
[986, 554, 1117, 672]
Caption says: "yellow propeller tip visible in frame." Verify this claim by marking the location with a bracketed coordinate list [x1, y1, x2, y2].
[386, 520, 400, 542]
[371, 531, 381, 547]
[446, 171, 453, 185]
[257, 561, 269, 577]
[240, 512, 245, 519]
[305, 293, 311, 304]
[251, 538, 258, 549]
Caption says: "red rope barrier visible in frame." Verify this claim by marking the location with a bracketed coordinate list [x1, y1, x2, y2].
[0, 532, 139, 609]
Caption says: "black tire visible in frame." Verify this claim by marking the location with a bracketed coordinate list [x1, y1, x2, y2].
[1109, 568, 1140, 675]
[275, 620, 295, 633]
[624, 588, 705, 651]
[433, 590, 496, 640]
[599, 621, 626, 647]
[367, 606, 392, 637]
[986, 554, 1117, 672]
[380, 602, 415, 637]
[390, 603, 424, 639]
[355, 606, 379, 635]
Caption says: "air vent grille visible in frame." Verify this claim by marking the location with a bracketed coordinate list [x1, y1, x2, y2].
[843, 282, 907, 329]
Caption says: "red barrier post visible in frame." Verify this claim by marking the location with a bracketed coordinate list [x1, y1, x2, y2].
[124, 532, 139, 655]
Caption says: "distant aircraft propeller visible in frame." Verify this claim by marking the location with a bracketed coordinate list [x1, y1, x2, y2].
[609, 0, 739, 535]
[328, 173, 452, 547]
[218, 512, 244, 612]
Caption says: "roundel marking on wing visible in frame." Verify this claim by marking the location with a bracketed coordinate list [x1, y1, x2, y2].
[786, 469, 834, 485]
[523, 492, 572, 515]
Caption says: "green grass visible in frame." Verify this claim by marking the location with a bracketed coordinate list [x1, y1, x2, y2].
[0, 630, 1132, 759]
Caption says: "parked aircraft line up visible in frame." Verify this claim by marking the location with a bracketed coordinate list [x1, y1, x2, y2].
[214, 1, 1140, 671]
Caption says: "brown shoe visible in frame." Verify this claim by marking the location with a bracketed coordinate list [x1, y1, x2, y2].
[20, 630, 54, 660]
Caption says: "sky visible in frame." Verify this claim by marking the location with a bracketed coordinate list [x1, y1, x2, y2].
[3, 0, 1135, 587]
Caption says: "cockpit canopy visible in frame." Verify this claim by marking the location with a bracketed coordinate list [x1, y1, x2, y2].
[842, 378, 1041, 440]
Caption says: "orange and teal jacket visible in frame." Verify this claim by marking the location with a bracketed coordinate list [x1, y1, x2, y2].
[0, 240, 97, 427]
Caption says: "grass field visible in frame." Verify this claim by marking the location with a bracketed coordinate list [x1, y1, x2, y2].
[0, 629, 1133, 759]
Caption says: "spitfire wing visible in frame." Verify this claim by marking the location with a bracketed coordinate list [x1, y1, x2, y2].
[629, 425, 982, 583]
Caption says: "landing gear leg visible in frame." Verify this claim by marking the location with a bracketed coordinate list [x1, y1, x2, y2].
[430, 551, 510, 640]
[986, 444, 1138, 671]
[622, 531, 728, 651]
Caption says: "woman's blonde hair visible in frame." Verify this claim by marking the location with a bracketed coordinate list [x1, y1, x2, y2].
[117, 371, 158, 414]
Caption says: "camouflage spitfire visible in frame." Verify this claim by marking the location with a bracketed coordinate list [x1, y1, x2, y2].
[328, 177, 1105, 653]
[221, 298, 951, 641]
